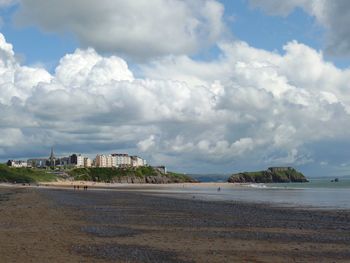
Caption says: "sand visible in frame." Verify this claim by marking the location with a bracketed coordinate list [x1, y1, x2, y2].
[1, 186, 350, 262]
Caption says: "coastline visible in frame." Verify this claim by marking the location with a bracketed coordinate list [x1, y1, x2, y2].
[1, 186, 350, 262]
[0, 181, 244, 191]
[2, 180, 350, 210]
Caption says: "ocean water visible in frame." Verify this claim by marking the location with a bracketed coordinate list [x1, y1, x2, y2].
[158, 178, 350, 210]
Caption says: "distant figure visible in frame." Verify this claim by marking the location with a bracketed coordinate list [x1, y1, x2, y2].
[77, 185, 80, 190]
[217, 187, 221, 192]
[331, 178, 339, 183]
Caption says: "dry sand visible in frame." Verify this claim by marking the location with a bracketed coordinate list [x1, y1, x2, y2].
[1, 186, 350, 262]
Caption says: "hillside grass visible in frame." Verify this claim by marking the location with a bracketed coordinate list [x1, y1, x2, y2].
[68, 166, 195, 183]
[68, 166, 160, 182]
[0, 164, 57, 183]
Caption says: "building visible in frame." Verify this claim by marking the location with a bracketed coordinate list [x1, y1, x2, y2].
[27, 158, 47, 168]
[77, 154, 84, 167]
[58, 157, 70, 166]
[95, 154, 105, 167]
[49, 147, 56, 168]
[131, 156, 146, 167]
[95, 154, 112, 167]
[106, 155, 114, 167]
[84, 157, 92, 167]
[111, 153, 131, 167]
[7, 160, 28, 168]
[95, 154, 146, 168]
[70, 154, 78, 165]
[70, 154, 84, 167]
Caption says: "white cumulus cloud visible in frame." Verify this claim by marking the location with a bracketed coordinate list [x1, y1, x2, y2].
[15, 0, 226, 59]
[0, 32, 350, 174]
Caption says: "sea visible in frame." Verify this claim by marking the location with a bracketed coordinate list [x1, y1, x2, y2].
[156, 177, 350, 210]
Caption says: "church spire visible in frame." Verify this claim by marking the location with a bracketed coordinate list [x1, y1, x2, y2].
[50, 147, 54, 159]
[49, 147, 55, 168]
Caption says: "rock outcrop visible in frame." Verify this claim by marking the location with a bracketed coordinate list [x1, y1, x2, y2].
[228, 167, 308, 183]
[111, 175, 196, 184]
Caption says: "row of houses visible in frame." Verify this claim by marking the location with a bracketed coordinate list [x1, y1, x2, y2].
[7, 149, 147, 169]
[95, 154, 146, 168]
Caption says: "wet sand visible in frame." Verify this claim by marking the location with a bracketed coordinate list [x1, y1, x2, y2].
[1, 186, 350, 262]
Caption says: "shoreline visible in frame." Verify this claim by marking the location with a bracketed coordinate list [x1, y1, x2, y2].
[1, 186, 350, 262]
[1, 181, 349, 211]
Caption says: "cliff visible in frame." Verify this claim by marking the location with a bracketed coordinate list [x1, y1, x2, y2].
[68, 166, 197, 184]
[228, 167, 308, 183]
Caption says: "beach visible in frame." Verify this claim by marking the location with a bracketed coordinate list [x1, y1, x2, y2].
[1, 185, 350, 262]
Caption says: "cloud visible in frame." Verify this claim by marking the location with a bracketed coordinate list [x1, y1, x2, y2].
[15, 0, 226, 60]
[137, 135, 156, 152]
[1, 32, 350, 174]
[0, 0, 17, 7]
[249, 0, 350, 57]
[248, 0, 311, 16]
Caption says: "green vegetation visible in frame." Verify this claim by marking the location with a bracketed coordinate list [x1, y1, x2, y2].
[0, 164, 57, 183]
[228, 168, 308, 183]
[68, 167, 148, 182]
[68, 166, 195, 183]
[0, 163, 195, 184]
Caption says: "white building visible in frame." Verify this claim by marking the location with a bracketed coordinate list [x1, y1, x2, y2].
[131, 156, 146, 167]
[95, 154, 146, 168]
[95, 154, 114, 167]
[95, 154, 107, 167]
[111, 153, 131, 167]
[84, 157, 92, 167]
[7, 160, 28, 168]
[77, 154, 84, 167]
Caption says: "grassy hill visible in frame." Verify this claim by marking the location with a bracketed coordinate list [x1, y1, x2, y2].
[0, 164, 57, 183]
[68, 166, 196, 183]
[0, 164, 196, 184]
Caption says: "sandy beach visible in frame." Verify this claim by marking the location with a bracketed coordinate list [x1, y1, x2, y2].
[1, 185, 350, 262]
[37, 180, 236, 189]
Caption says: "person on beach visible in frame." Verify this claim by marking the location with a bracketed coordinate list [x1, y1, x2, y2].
[217, 187, 221, 192]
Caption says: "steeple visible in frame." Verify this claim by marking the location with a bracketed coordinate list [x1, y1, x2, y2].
[50, 147, 54, 159]
[49, 147, 56, 168]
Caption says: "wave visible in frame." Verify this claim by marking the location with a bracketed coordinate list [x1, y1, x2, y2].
[247, 183, 267, 189]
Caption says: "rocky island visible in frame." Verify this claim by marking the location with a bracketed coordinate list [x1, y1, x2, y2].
[228, 167, 308, 183]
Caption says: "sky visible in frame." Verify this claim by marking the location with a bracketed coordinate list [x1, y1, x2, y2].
[1, 0, 350, 176]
